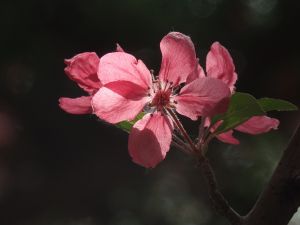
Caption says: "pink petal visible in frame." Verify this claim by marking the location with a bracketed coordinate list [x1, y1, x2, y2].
[216, 130, 240, 145]
[59, 96, 92, 114]
[186, 63, 206, 84]
[128, 113, 173, 168]
[98, 52, 152, 90]
[174, 77, 231, 120]
[64, 52, 101, 94]
[207, 120, 240, 145]
[116, 43, 125, 52]
[206, 42, 237, 92]
[92, 82, 150, 124]
[235, 116, 280, 135]
[158, 32, 197, 86]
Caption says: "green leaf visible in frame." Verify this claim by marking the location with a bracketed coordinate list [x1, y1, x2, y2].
[115, 112, 145, 133]
[115, 121, 133, 133]
[213, 92, 265, 134]
[257, 98, 298, 112]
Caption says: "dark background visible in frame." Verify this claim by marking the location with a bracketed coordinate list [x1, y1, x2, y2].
[0, 0, 299, 225]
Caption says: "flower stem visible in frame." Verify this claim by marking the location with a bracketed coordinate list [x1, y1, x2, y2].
[198, 156, 243, 225]
[165, 108, 198, 153]
[197, 116, 206, 144]
[172, 134, 191, 154]
[165, 109, 242, 225]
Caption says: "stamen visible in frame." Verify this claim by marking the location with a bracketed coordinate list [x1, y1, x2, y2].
[150, 69, 155, 82]
[163, 79, 171, 91]
[158, 82, 162, 90]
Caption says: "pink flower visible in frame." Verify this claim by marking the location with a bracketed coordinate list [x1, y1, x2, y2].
[208, 116, 279, 145]
[92, 32, 231, 168]
[59, 52, 101, 114]
[191, 42, 279, 144]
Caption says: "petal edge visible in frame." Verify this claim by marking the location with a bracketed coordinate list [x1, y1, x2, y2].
[159, 32, 197, 86]
[128, 113, 173, 168]
[59, 96, 92, 114]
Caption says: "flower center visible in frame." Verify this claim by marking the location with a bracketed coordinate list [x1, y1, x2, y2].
[151, 90, 171, 110]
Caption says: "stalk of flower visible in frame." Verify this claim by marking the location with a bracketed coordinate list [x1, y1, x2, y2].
[92, 32, 231, 168]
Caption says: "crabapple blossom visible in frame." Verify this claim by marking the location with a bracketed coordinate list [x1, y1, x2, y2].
[92, 32, 231, 168]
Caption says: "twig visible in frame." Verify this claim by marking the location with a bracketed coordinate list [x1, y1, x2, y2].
[171, 141, 189, 154]
[171, 111, 300, 225]
[167, 110, 243, 224]
[172, 134, 191, 154]
[243, 122, 300, 225]
[197, 116, 206, 146]
[198, 154, 243, 225]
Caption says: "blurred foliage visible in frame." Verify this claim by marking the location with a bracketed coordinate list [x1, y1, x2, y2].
[0, 0, 299, 225]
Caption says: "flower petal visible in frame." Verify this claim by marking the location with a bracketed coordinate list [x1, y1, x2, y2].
[128, 113, 173, 168]
[64, 52, 101, 94]
[116, 43, 125, 52]
[207, 119, 240, 145]
[206, 42, 237, 92]
[186, 62, 206, 84]
[59, 96, 92, 114]
[158, 32, 197, 86]
[174, 77, 231, 120]
[92, 82, 150, 124]
[235, 116, 279, 135]
[216, 130, 240, 145]
[98, 52, 152, 90]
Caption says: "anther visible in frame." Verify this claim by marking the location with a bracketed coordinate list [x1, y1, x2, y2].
[150, 113, 153, 117]
[173, 100, 178, 104]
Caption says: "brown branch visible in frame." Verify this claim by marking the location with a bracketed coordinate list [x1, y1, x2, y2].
[168, 109, 243, 223]
[171, 110, 300, 225]
[194, 122, 300, 225]
[198, 155, 243, 225]
[195, 122, 300, 225]
[244, 122, 300, 225]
